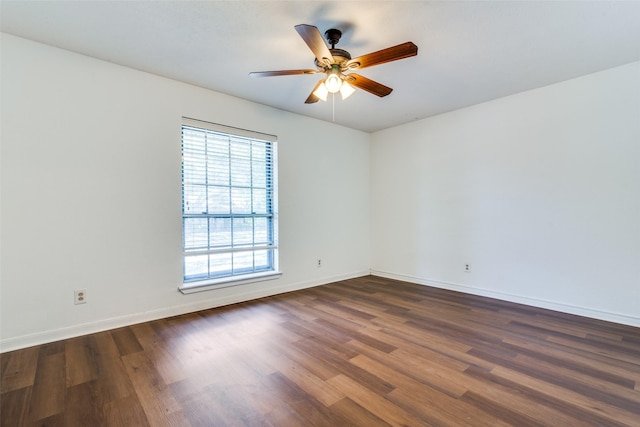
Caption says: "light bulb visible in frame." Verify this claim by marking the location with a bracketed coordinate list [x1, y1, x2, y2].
[313, 82, 328, 101]
[325, 74, 342, 93]
[340, 81, 355, 100]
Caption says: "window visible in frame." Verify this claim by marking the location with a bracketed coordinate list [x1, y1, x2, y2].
[180, 118, 279, 292]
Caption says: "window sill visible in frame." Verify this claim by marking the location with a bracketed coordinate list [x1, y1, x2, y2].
[179, 271, 282, 294]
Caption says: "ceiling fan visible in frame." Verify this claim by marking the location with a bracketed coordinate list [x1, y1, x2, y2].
[249, 24, 418, 104]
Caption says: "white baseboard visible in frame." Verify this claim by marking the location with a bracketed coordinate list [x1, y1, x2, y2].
[0, 270, 369, 353]
[370, 269, 640, 328]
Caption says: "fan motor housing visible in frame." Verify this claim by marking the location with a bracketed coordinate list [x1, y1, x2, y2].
[313, 28, 352, 68]
[315, 48, 352, 68]
[330, 48, 351, 62]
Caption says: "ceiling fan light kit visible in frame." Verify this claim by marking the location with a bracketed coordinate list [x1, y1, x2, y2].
[324, 65, 343, 92]
[339, 81, 356, 99]
[312, 81, 329, 101]
[249, 24, 418, 104]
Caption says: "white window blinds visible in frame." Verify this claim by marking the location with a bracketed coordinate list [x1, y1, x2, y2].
[181, 118, 278, 285]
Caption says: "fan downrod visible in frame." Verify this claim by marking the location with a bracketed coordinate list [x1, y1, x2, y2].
[324, 28, 342, 48]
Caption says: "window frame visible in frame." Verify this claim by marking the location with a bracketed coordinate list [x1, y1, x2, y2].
[179, 118, 280, 294]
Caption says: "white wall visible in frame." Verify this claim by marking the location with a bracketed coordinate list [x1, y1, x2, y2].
[0, 34, 371, 351]
[371, 61, 640, 326]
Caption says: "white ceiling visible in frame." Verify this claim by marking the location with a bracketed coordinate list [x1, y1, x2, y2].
[2, 1, 640, 132]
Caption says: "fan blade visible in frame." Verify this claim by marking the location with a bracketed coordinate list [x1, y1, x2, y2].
[345, 42, 418, 70]
[250, 69, 318, 77]
[295, 24, 334, 65]
[305, 81, 323, 104]
[346, 74, 393, 97]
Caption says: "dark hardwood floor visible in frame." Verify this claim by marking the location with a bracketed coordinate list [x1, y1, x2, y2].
[2, 275, 640, 426]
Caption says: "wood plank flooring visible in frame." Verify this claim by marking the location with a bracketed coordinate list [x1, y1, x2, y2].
[2, 275, 640, 426]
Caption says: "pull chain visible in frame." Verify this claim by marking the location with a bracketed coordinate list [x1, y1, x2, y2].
[332, 92, 335, 122]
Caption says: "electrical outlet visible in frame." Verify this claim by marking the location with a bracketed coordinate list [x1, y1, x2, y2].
[317, 259, 322, 268]
[74, 289, 87, 305]
[464, 264, 471, 272]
